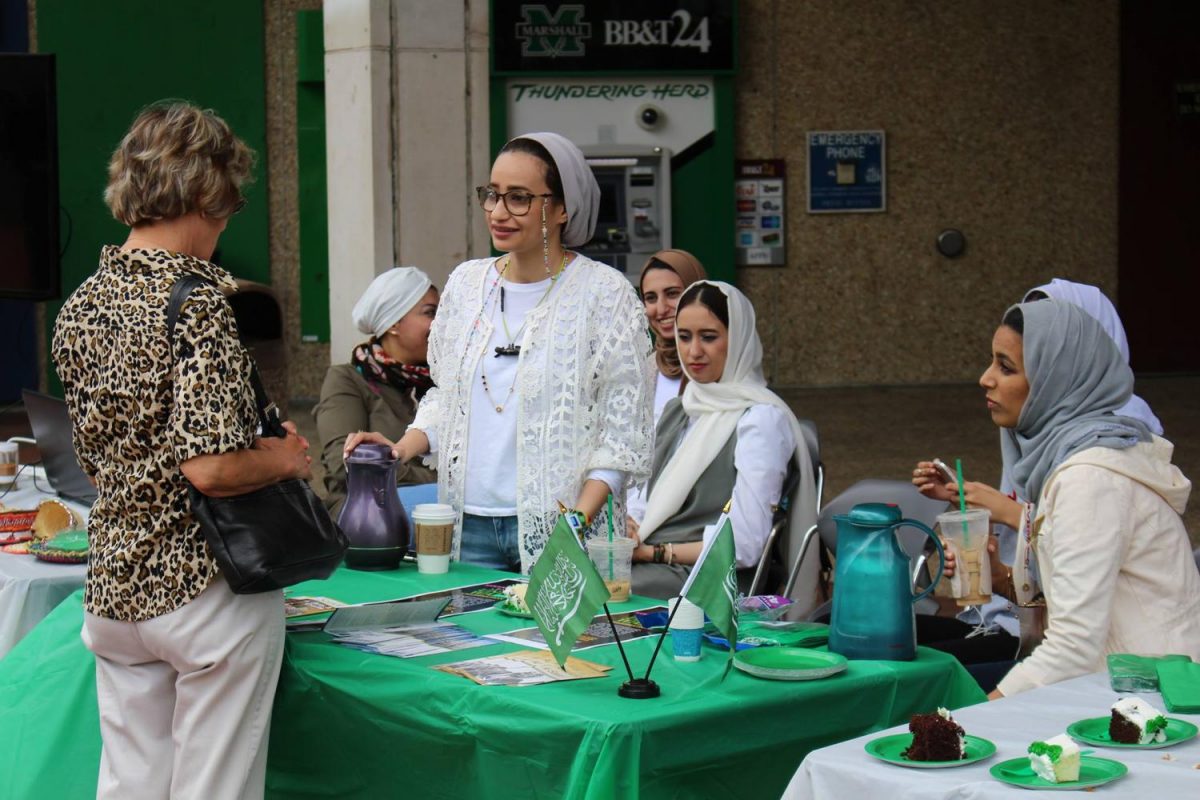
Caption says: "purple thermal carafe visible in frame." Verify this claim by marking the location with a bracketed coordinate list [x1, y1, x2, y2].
[338, 443, 410, 570]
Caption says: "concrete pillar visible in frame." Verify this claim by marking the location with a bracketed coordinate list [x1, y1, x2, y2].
[324, 0, 491, 360]
[324, 0, 394, 361]
[392, 0, 491, 290]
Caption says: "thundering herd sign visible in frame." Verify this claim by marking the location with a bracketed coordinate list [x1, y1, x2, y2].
[492, 0, 736, 74]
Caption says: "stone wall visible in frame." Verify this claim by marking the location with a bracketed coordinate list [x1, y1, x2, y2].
[735, 0, 1118, 386]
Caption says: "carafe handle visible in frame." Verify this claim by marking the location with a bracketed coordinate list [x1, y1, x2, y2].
[888, 519, 944, 604]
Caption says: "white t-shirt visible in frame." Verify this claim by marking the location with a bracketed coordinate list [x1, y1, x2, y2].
[462, 275, 552, 515]
[460, 274, 622, 514]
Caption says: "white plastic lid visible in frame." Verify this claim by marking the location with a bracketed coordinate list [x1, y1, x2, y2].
[411, 503, 456, 523]
[669, 597, 704, 629]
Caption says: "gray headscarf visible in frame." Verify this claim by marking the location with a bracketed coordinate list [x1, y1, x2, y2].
[1000, 299, 1152, 504]
[510, 132, 599, 247]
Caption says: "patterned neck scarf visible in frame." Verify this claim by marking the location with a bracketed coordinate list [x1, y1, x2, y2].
[351, 341, 433, 399]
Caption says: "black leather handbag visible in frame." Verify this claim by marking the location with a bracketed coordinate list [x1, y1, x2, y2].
[167, 275, 348, 594]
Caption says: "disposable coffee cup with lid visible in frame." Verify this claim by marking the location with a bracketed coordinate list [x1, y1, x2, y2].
[412, 503, 455, 574]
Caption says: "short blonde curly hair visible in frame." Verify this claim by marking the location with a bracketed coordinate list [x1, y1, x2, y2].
[104, 101, 255, 227]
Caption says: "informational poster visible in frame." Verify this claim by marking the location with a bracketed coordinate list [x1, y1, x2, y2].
[807, 130, 886, 213]
[734, 159, 786, 266]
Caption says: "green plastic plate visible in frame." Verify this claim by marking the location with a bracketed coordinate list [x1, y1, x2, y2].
[1066, 715, 1198, 749]
[494, 602, 534, 619]
[989, 755, 1127, 790]
[733, 647, 847, 681]
[865, 733, 996, 769]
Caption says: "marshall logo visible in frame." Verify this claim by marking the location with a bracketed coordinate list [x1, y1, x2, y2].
[515, 4, 592, 57]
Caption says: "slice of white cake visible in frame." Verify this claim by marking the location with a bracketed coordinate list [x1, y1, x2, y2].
[1110, 697, 1169, 744]
[1028, 734, 1080, 783]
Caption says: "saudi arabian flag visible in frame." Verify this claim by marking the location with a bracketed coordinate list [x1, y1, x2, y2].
[680, 513, 739, 648]
[527, 516, 611, 668]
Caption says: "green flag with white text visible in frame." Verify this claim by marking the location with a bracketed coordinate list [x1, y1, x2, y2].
[681, 514, 739, 647]
[527, 517, 611, 667]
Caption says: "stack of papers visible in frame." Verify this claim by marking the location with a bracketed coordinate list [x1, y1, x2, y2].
[435, 650, 612, 686]
[331, 622, 495, 659]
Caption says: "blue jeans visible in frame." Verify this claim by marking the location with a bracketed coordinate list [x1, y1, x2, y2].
[460, 513, 521, 572]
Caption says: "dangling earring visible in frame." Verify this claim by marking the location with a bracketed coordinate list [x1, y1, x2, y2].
[541, 201, 551, 276]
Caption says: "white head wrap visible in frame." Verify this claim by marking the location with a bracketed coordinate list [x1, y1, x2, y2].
[509, 132, 600, 247]
[1022, 278, 1162, 435]
[1000, 299, 1151, 505]
[351, 266, 433, 340]
[637, 282, 819, 603]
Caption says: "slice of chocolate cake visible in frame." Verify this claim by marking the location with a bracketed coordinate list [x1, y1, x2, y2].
[1109, 697, 1169, 744]
[902, 708, 966, 761]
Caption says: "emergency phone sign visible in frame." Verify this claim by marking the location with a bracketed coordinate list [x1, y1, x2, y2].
[807, 130, 886, 213]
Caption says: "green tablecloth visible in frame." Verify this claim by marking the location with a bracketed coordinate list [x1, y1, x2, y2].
[0, 564, 985, 799]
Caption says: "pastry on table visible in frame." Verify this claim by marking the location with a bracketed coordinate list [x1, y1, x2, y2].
[1027, 734, 1080, 783]
[1109, 697, 1169, 745]
[502, 583, 530, 612]
[901, 708, 965, 761]
[28, 529, 88, 563]
[0, 508, 37, 543]
[32, 499, 77, 539]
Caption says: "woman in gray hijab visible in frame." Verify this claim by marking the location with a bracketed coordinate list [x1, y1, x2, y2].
[347, 133, 654, 572]
[925, 300, 1200, 698]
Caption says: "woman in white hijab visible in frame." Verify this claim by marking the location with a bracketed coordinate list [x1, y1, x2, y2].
[347, 133, 654, 573]
[630, 281, 819, 610]
[313, 266, 439, 514]
[921, 300, 1200, 698]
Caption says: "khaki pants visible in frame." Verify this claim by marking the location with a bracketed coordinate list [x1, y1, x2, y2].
[82, 575, 284, 800]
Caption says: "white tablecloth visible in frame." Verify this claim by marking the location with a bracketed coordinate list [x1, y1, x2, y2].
[0, 469, 90, 659]
[783, 671, 1200, 799]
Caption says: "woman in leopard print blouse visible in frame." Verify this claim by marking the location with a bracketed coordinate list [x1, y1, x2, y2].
[52, 102, 310, 800]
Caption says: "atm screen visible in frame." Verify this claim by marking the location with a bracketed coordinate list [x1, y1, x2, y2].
[592, 169, 625, 231]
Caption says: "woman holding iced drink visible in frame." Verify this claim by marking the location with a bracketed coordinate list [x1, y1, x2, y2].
[915, 299, 1200, 697]
[347, 132, 654, 573]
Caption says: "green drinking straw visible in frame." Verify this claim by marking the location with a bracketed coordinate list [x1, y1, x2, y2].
[955, 458, 969, 547]
[606, 493, 616, 579]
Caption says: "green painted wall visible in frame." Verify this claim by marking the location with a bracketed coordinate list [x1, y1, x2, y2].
[37, 0, 268, 387]
[296, 8, 329, 343]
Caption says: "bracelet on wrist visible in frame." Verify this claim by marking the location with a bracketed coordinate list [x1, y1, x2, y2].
[653, 544, 665, 564]
[665, 542, 675, 566]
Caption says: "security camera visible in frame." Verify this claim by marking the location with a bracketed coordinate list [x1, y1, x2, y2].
[636, 104, 664, 131]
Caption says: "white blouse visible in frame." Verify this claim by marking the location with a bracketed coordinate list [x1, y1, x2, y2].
[411, 255, 656, 572]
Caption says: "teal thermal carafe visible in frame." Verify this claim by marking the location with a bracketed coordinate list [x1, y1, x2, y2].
[827, 503, 944, 661]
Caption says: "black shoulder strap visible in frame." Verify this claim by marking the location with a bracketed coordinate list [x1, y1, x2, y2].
[166, 274, 208, 341]
[166, 274, 285, 439]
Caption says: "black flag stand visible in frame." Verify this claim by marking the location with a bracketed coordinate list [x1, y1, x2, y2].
[604, 602, 662, 699]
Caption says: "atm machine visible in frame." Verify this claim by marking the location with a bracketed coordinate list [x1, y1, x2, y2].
[579, 146, 672, 276]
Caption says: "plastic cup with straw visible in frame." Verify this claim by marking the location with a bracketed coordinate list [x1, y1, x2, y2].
[955, 458, 969, 547]
[606, 493, 615, 581]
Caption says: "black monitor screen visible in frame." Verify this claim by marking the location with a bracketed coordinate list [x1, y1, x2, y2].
[0, 54, 60, 300]
[592, 169, 625, 232]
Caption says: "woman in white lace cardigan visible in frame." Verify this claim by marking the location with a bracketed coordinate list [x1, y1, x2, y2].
[348, 133, 655, 572]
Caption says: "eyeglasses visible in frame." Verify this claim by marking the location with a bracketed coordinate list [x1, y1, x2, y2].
[475, 186, 553, 217]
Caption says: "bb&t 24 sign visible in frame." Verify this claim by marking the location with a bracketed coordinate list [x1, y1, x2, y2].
[493, 0, 736, 74]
